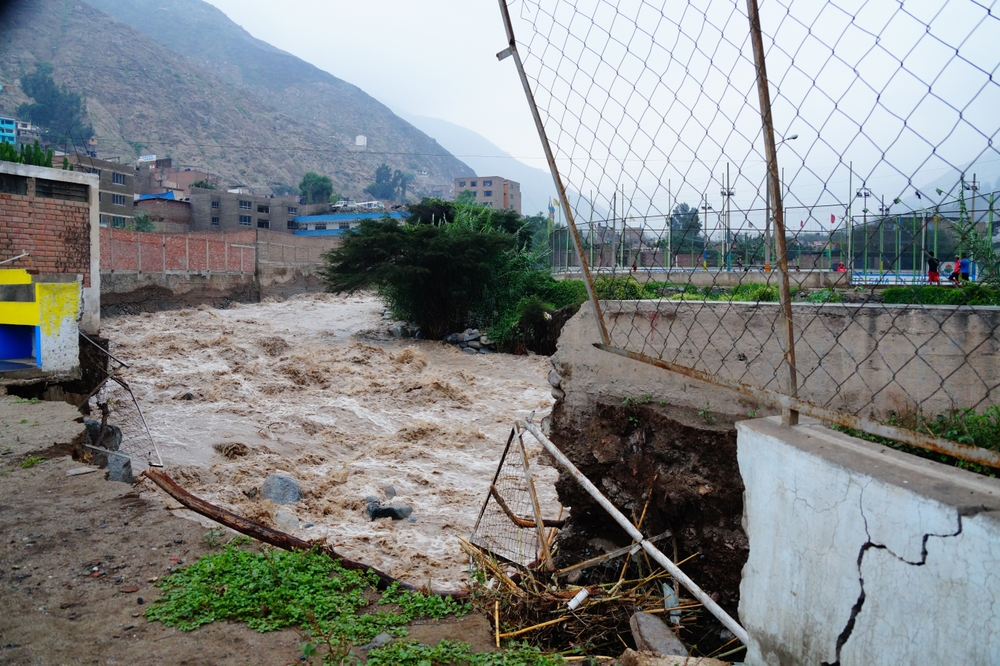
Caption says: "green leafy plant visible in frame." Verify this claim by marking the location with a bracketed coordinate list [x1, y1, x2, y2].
[20, 456, 46, 468]
[698, 404, 717, 425]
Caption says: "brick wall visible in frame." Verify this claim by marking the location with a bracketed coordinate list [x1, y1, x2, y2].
[256, 229, 341, 265]
[100, 228, 257, 274]
[0, 192, 92, 287]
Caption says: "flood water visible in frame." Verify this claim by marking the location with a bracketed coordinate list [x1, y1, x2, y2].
[102, 293, 561, 586]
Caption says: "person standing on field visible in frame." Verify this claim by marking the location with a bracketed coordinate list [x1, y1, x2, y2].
[960, 254, 971, 281]
[924, 250, 940, 285]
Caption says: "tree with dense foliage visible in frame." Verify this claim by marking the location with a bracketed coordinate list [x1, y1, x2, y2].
[454, 190, 477, 205]
[320, 200, 586, 346]
[364, 163, 414, 202]
[191, 180, 215, 190]
[299, 171, 333, 204]
[17, 63, 94, 146]
[132, 210, 156, 232]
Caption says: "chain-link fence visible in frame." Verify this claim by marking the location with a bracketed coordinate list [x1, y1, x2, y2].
[498, 0, 1000, 466]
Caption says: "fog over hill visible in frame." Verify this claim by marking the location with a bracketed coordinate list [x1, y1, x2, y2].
[0, 0, 471, 198]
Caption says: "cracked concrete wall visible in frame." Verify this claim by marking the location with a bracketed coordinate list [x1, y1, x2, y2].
[737, 417, 1000, 665]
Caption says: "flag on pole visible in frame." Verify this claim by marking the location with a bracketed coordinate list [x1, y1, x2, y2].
[830, 213, 836, 225]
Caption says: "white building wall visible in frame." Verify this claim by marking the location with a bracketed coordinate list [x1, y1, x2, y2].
[737, 417, 1000, 665]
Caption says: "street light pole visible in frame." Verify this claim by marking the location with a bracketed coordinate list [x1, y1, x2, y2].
[721, 163, 735, 271]
[878, 196, 891, 276]
[701, 199, 713, 271]
[856, 185, 872, 278]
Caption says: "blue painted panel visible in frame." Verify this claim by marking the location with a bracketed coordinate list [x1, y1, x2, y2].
[0, 324, 35, 360]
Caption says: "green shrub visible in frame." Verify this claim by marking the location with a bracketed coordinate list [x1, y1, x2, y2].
[806, 288, 844, 304]
[593, 275, 658, 299]
[882, 285, 1000, 306]
[729, 283, 780, 302]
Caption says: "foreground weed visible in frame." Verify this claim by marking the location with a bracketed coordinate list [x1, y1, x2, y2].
[367, 640, 563, 666]
[146, 546, 468, 644]
[20, 456, 46, 469]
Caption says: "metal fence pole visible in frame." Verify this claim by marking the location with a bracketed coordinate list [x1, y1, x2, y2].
[746, 0, 799, 425]
[496, 0, 610, 345]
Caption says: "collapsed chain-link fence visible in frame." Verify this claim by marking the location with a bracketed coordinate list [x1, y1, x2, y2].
[471, 427, 556, 568]
[81, 334, 163, 469]
[498, 0, 1000, 466]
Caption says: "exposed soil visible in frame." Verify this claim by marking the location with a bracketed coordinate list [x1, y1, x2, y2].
[0, 395, 498, 665]
[547, 400, 748, 654]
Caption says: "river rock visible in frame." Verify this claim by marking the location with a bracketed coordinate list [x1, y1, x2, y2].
[548, 369, 562, 388]
[629, 611, 688, 657]
[106, 452, 134, 484]
[261, 474, 303, 504]
[274, 509, 300, 532]
[365, 497, 413, 521]
[467, 340, 481, 349]
[458, 328, 481, 342]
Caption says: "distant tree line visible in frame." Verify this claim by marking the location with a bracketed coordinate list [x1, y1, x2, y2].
[17, 63, 94, 147]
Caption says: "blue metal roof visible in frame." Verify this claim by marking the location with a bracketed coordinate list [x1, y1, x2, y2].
[293, 228, 349, 236]
[293, 211, 408, 223]
[138, 191, 176, 201]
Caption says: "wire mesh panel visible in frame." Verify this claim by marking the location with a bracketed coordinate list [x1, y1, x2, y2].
[81, 335, 163, 470]
[471, 428, 547, 567]
[499, 0, 1000, 463]
[94, 375, 163, 469]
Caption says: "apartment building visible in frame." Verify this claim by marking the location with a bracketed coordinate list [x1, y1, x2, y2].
[189, 187, 302, 233]
[64, 154, 136, 228]
[454, 176, 521, 214]
[0, 117, 15, 145]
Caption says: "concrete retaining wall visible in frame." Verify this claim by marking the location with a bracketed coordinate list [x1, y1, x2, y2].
[552, 300, 1000, 422]
[100, 271, 257, 316]
[737, 417, 1000, 665]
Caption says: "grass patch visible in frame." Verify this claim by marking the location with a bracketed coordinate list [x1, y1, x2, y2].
[831, 405, 1000, 477]
[20, 456, 46, 469]
[146, 546, 467, 637]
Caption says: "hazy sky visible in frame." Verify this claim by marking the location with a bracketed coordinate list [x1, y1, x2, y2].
[202, 0, 547, 165]
[201, 0, 1000, 234]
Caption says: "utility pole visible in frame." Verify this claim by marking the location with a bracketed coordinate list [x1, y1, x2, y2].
[721, 163, 735, 271]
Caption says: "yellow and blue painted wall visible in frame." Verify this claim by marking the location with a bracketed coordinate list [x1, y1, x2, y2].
[0, 269, 81, 374]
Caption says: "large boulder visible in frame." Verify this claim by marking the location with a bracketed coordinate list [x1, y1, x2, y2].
[261, 474, 303, 504]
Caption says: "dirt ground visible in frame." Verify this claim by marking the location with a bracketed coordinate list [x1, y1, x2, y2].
[0, 395, 499, 665]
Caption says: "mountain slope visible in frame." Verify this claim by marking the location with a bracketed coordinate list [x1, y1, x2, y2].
[400, 113, 559, 215]
[79, 0, 470, 196]
[0, 0, 469, 197]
